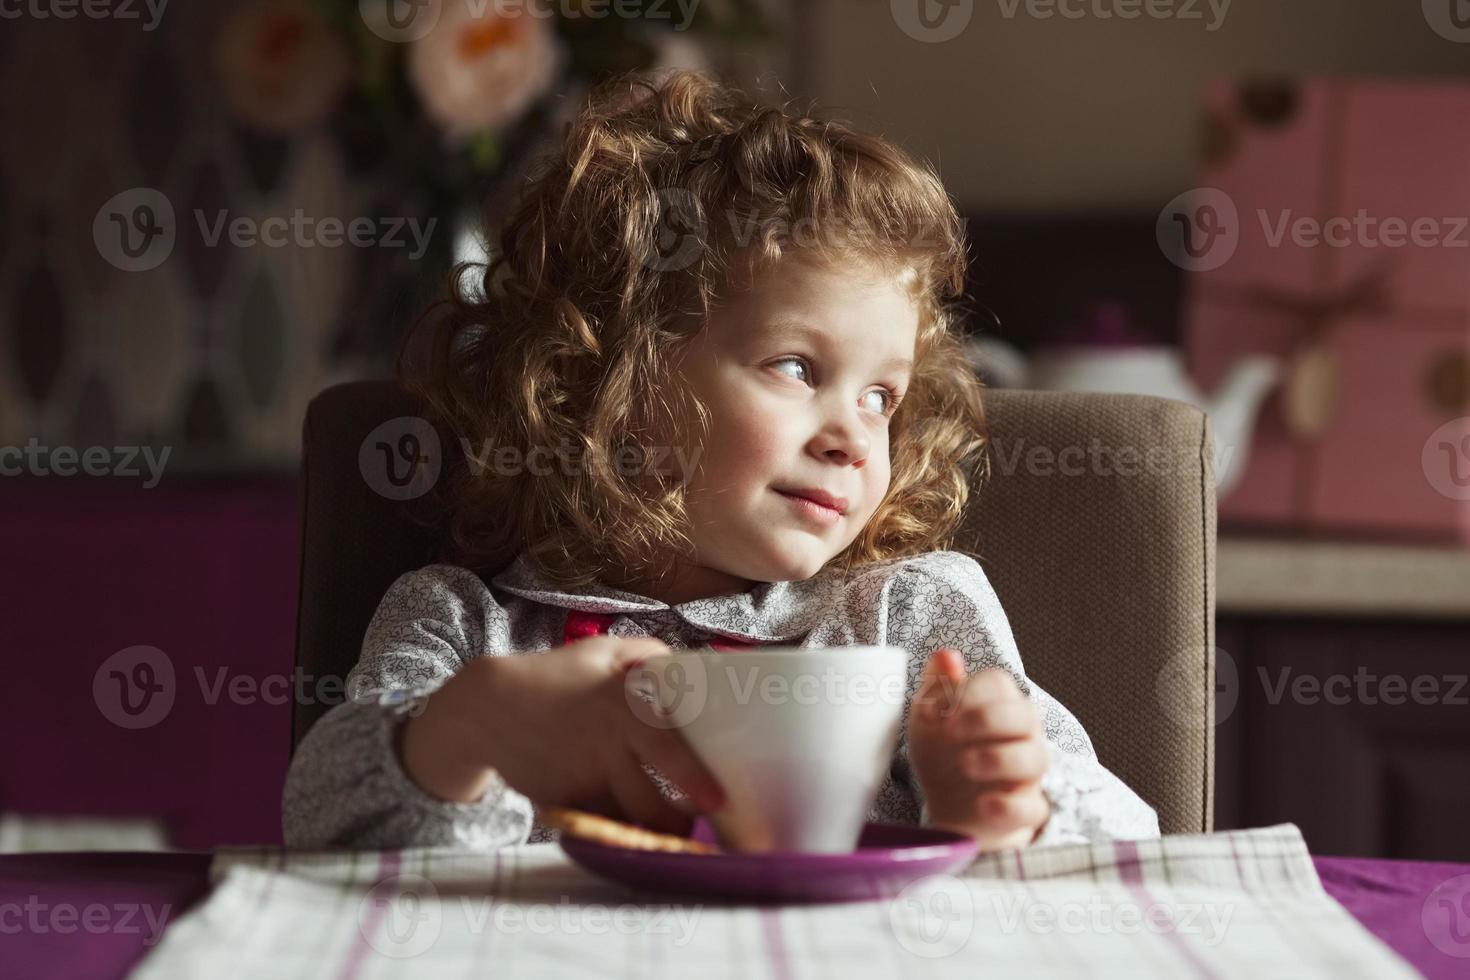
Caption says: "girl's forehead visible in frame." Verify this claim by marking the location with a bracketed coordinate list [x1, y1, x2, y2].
[731, 253, 923, 311]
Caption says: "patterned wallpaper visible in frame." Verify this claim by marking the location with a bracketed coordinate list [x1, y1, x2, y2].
[0, 4, 792, 473]
[0, 5, 502, 471]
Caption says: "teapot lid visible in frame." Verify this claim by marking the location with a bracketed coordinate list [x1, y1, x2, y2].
[1054, 300, 1151, 349]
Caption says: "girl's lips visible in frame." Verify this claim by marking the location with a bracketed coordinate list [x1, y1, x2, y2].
[775, 489, 843, 526]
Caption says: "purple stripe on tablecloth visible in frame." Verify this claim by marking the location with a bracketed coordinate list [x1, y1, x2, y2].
[760, 908, 793, 980]
[1115, 840, 1223, 980]
[1226, 835, 1247, 890]
[337, 851, 404, 980]
[466, 851, 501, 978]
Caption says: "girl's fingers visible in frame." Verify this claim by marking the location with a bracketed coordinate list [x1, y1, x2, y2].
[609, 637, 673, 670]
[973, 784, 1051, 832]
[916, 648, 966, 722]
[626, 722, 727, 815]
[947, 699, 1042, 742]
[959, 738, 1050, 784]
[958, 668, 1023, 707]
[606, 752, 692, 836]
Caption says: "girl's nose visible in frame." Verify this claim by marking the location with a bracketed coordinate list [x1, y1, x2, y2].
[809, 405, 870, 466]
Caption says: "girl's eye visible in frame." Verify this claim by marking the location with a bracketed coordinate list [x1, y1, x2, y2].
[770, 357, 903, 417]
[862, 388, 895, 415]
[770, 356, 810, 384]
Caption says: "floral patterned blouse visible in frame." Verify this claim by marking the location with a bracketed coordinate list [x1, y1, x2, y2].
[282, 549, 1160, 850]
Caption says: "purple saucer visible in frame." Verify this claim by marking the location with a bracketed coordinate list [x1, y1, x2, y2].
[559, 819, 980, 904]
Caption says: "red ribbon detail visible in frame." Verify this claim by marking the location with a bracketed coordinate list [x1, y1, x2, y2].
[562, 610, 618, 645]
[561, 609, 762, 651]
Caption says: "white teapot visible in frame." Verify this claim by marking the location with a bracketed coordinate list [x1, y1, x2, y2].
[968, 332, 1278, 499]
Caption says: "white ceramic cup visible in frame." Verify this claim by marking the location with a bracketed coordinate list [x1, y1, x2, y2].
[641, 646, 908, 854]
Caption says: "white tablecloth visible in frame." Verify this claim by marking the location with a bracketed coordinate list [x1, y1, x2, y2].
[131, 823, 1417, 979]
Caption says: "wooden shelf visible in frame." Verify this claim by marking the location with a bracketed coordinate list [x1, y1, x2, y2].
[1218, 536, 1470, 619]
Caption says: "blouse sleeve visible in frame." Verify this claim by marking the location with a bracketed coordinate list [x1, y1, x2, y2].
[281, 565, 537, 850]
[884, 551, 1160, 845]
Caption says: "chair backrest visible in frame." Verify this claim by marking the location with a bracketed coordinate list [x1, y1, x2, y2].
[293, 381, 1215, 834]
[954, 390, 1216, 835]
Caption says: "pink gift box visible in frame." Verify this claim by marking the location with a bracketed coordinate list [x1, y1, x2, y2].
[1184, 77, 1470, 545]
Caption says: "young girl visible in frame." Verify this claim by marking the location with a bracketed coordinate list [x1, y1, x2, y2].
[282, 70, 1159, 853]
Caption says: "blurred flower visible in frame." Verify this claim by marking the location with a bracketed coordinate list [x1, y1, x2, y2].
[216, 0, 352, 135]
[407, 0, 564, 141]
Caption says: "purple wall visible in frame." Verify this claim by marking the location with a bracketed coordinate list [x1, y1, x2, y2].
[0, 476, 300, 848]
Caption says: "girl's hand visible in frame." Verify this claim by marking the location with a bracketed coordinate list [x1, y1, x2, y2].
[908, 648, 1052, 850]
[399, 635, 726, 836]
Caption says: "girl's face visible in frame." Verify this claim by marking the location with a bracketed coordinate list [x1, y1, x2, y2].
[667, 254, 920, 593]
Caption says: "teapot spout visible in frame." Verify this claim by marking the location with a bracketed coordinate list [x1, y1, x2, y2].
[1208, 356, 1280, 423]
[1205, 356, 1280, 497]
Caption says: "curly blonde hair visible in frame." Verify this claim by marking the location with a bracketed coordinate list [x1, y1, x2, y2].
[400, 69, 988, 591]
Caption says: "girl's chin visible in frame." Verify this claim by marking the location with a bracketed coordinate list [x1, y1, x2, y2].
[742, 538, 838, 583]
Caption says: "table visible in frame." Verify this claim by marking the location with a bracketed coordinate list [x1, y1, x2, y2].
[1217, 535, 1470, 619]
[2, 850, 1467, 979]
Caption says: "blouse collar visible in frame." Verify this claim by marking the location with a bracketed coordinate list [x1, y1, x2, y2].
[488, 551, 848, 643]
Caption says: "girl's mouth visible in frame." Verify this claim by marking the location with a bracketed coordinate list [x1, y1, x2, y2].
[774, 489, 843, 526]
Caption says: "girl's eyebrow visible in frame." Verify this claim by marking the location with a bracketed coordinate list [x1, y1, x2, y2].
[759, 317, 915, 375]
